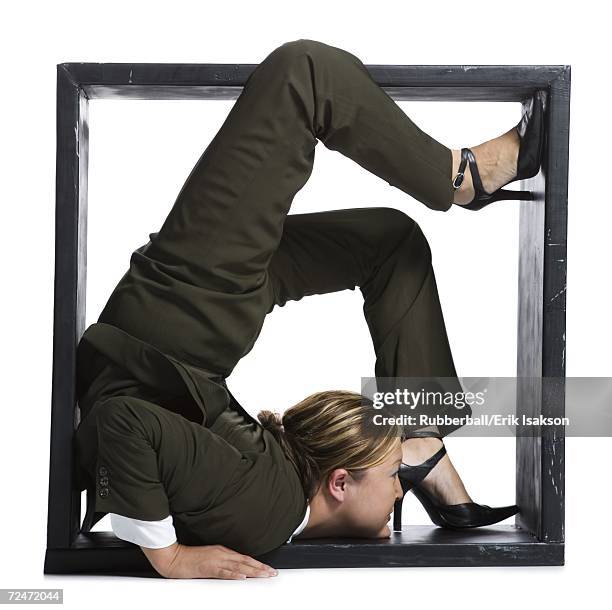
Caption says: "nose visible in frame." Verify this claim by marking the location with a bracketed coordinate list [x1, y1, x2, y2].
[394, 475, 404, 500]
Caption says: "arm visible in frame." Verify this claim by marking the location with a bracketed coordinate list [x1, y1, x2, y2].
[90, 398, 175, 520]
[110, 513, 178, 548]
[91, 398, 277, 579]
[140, 542, 181, 577]
[112, 514, 279, 579]
[109, 513, 181, 576]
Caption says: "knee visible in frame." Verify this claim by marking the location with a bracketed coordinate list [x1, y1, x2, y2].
[408, 219, 432, 263]
[375, 207, 431, 262]
[377, 207, 414, 232]
[377, 207, 427, 241]
[271, 38, 345, 67]
[408, 215, 431, 258]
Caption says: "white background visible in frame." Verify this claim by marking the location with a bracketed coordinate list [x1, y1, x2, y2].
[1, 0, 610, 606]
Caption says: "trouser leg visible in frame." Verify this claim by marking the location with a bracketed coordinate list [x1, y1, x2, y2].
[98, 38, 455, 378]
[149, 38, 454, 292]
[266, 207, 470, 439]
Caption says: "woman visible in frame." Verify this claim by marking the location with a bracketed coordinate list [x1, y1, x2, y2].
[74, 38, 545, 579]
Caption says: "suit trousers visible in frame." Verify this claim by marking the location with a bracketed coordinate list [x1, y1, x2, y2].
[75, 38, 472, 556]
[92, 38, 468, 431]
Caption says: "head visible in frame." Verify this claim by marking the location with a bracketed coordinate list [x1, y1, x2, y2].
[257, 390, 404, 539]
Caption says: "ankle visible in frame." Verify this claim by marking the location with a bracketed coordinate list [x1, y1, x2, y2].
[424, 469, 473, 505]
[401, 436, 443, 465]
[471, 138, 502, 171]
[418, 453, 474, 505]
[463, 129, 519, 196]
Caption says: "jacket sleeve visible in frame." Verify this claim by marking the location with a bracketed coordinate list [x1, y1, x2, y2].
[81, 394, 247, 522]
[110, 513, 178, 548]
[91, 397, 176, 520]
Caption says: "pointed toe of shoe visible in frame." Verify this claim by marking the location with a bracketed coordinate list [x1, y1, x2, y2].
[496, 503, 520, 520]
[431, 501, 520, 529]
[470, 502, 520, 527]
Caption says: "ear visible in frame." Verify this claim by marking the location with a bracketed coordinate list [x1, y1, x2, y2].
[327, 468, 351, 502]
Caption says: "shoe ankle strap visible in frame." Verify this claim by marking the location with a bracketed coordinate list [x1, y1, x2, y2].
[419, 444, 447, 470]
[399, 444, 447, 487]
[452, 148, 469, 189]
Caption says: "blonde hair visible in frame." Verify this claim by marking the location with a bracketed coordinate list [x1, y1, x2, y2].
[257, 389, 402, 501]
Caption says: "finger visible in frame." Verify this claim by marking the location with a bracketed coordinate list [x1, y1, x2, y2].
[238, 561, 276, 577]
[226, 560, 274, 578]
[226, 550, 276, 573]
[216, 567, 247, 580]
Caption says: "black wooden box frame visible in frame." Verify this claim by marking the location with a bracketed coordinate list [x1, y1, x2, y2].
[45, 58, 570, 575]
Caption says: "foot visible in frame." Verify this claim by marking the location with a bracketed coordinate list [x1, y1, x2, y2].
[451, 126, 520, 206]
[401, 437, 473, 505]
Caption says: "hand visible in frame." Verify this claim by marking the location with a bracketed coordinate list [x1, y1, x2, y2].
[158, 543, 279, 580]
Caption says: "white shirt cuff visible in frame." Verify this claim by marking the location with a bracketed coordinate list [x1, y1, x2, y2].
[110, 513, 178, 549]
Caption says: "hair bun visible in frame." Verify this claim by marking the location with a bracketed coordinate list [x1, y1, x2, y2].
[257, 409, 284, 434]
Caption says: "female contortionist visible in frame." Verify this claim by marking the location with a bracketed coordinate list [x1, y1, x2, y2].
[75, 38, 544, 580]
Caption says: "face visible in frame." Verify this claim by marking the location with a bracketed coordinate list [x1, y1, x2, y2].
[329, 440, 404, 539]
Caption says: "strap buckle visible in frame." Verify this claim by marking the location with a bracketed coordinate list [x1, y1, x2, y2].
[452, 171, 464, 189]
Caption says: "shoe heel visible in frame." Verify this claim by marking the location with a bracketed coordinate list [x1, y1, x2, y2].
[394, 443, 446, 531]
[493, 188, 534, 202]
[393, 496, 404, 531]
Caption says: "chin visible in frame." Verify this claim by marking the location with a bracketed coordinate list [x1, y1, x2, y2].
[376, 524, 391, 538]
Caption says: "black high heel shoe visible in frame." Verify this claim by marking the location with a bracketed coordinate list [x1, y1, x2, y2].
[452, 90, 547, 211]
[393, 442, 520, 531]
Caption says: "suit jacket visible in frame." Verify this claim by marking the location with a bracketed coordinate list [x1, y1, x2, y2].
[74, 322, 308, 557]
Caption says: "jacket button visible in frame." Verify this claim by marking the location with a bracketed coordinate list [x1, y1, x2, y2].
[99, 476, 109, 487]
[98, 466, 108, 476]
[99, 488, 110, 498]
